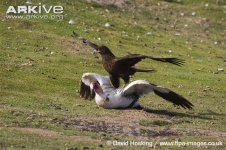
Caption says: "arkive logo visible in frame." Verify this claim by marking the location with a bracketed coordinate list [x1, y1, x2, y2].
[5, 3, 64, 20]
[6, 3, 63, 14]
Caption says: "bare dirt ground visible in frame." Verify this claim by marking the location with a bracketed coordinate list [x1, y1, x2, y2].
[19, 109, 224, 142]
[85, 0, 170, 11]
[86, 0, 132, 9]
[73, 110, 226, 140]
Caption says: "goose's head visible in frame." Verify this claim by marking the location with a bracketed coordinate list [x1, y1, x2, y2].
[90, 81, 108, 101]
[90, 81, 103, 94]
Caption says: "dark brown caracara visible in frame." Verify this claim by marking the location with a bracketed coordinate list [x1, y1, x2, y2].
[72, 31, 184, 88]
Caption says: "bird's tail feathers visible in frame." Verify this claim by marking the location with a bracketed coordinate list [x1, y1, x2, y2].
[134, 67, 156, 73]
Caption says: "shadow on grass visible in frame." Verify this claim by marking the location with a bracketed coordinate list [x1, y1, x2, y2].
[198, 109, 226, 116]
[142, 108, 226, 120]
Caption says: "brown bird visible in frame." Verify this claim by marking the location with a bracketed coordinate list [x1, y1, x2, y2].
[72, 31, 184, 88]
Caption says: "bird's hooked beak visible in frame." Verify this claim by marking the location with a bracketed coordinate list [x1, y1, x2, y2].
[93, 49, 101, 54]
[82, 39, 101, 55]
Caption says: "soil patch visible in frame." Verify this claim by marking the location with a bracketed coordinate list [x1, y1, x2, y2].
[52, 109, 226, 140]
[86, 0, 132, 9]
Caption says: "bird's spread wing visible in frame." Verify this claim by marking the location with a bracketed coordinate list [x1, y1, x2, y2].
[122, 80, 155, 97]
[116, 54, 147, 68]
[122, 80, 193, 109]
[72, 31, 99, 50]
[152, 87, 193, 109]
[80, 73, 110, 100]
[147, 57, 184, 66]
[80, 79, 95, 100]
[116, 54, 184, 67]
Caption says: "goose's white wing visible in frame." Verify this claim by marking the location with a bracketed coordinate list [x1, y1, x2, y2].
[81, 73, 110, 86]
[122, 80, 155, 96]
[122, 80, 193, 109]
[80, 73, 110, 100]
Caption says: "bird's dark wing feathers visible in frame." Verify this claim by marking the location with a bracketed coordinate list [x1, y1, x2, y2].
[122, 80, 193, 109]
[116, 54, 184, 67]
[72, 31, 81, 39]
[153, 86, 193, 109]
[116, 54, 147, 67]
[148, 57, 184, 66]
[72, 31, 99, 50]
[80, 80, 95, 100]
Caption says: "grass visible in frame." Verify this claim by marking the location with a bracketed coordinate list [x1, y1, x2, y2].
[0, 0, 226, 149]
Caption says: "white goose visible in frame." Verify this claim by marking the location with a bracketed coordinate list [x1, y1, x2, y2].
[80, 73, 193, 109]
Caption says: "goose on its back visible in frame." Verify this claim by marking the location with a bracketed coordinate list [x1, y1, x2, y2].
[80, 73, 193, 110]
